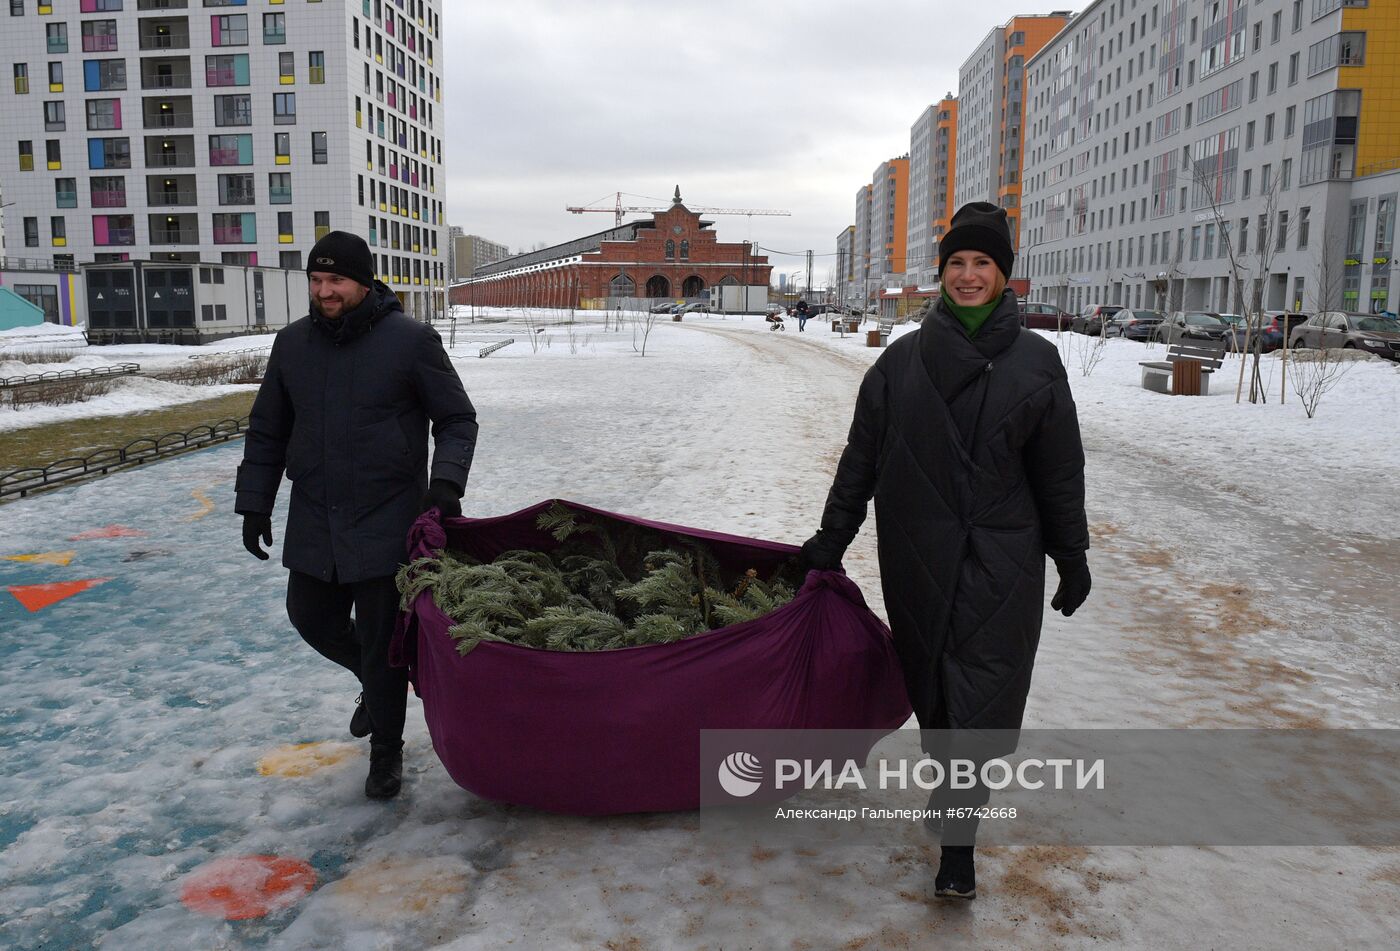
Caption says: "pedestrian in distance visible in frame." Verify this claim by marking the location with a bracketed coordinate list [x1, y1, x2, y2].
[795, 299, 810, 332]
[799, 202, 1091, 899]
[235, 230, 478, 800]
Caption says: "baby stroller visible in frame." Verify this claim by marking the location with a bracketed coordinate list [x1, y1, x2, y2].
[765, 312, 787, 332]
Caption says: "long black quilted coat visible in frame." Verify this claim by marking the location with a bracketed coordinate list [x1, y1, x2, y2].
[820, 290, 1088, 731]
[235, 282, 478, 583]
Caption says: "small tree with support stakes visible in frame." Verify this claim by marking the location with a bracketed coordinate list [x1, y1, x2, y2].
[1185, 152, 1291, 404]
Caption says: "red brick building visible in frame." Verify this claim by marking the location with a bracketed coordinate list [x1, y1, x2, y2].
[450, 194, 771, 308]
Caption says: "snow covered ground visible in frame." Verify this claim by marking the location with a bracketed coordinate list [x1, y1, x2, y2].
[2, 307, 1397, 948]
[0, 324, 267, 434]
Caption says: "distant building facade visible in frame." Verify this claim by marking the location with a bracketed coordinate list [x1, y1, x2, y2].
[451, 232, 509, 281]
[869, 156, 909, 289]
[907, 95, 959, 286]
[450, 193, 770, 308]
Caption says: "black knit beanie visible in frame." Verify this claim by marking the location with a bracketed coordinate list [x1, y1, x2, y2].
[307, 230, 375, 287]
[938, 202, 1014, 279]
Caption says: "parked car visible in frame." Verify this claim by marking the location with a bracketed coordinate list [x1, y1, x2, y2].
[678, 302, 709, 314]
[1260, 312, 1310, 352]
[1018, 300, 1073, 331]
[1070, 304, 1125, 335]
[1154, 312, 1230, 344]
[1289, 312, 1400, 360]
[764, 303, 786, 317]
[1104, 309, 1166, 341]
[651, 301, 681, 313]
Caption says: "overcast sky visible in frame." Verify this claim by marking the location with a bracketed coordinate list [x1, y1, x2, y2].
[443, 1, 1077, 272]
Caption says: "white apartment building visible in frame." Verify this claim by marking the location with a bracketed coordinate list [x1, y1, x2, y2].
[906, 95, 957, 287]
[955, 31, 1003, 212]
[1021, 0, 1400, 317]
[852, 183, 872, 302]
[1, 0, 446, 321]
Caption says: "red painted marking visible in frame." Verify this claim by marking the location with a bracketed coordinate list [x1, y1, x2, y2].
[68, 525, 147, 541]
[7, 578, 112, 612]
[180, 855, 317, 920]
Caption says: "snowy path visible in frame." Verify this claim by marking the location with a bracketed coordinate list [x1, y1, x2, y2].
[1, 316, 1396, 949]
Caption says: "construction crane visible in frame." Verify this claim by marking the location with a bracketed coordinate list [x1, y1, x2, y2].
[566, 188, 790, 227]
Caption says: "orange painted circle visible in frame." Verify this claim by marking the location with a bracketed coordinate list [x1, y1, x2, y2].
[180, 855, 317, 920]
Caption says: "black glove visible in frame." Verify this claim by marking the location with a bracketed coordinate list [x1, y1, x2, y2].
[799, 529, 851, 572]
[241, 513, 272, 561]
[421, 478, 462, 519]
[1050, 555, 1092, 617]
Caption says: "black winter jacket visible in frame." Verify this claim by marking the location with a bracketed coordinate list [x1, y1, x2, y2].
[235, 282, 478, 583]
[820, 290, 1088, 731]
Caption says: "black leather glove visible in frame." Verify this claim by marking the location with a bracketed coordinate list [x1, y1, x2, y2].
[799, 529, 851, 572]
[241, 513, 272, 561]
[1051, 555, 1092, 617]
[422, 478, 462, 519]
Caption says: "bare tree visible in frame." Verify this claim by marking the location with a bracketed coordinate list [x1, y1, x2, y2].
[1288, 248, 1354, 417]
[1185, 154, 1292, 403]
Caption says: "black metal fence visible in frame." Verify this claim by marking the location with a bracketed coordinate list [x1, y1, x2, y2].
[0, 416, 251, 500]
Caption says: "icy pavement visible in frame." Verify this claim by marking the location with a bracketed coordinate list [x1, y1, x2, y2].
[2, 311, 1398, 948]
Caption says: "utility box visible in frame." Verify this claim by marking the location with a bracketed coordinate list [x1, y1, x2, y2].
[709, 284, 768, 314]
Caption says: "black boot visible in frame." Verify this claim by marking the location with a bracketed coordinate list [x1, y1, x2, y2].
[365, 740, 403, 800]
[349, 692, 373, 738]
[935, 845, 976, 900]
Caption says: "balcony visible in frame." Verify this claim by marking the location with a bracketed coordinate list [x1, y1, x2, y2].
[144, 135, 195, 168]
[142, 95, 193, 129]
[139, 19, 190, 51]
[149, 214, 199, 245]
[146, 174, 197, 206]
[141, 57, 192, 90]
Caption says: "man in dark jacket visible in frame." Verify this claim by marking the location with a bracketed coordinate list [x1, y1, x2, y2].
[801, 202, 1091, 898]
[235, 231, 478, 800]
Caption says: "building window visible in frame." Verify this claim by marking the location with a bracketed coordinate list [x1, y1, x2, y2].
[308, 50, 324, 84]
[83, 60, 126, 93]
[1298, 207, 1311, 249]
[48, 61, 63, 92]
[262, 12, 285, 44]
[665, 239, 675, 260]
[14, 63, 29, 94]
[311, 131, 327, 164]
[680, 240, 689, 260]
[205, 53, 248, 87]
[55, 177, 78, 208]
[217, 173, 254, 205]
[51, 216, 67, 246]
[274, 131, 291, 164]
[272, 92, 296, 124]
[46, 23, 68, 54]
[86, 137, 130, 169]
[92, 214, 136, 247]
[268, 171, 291, 204]
[212, 212, 256, 244]
[280, 251, 302, 269]
[277, 211, 293, 242]
[208, 133, 251, 166]
[24, 217, 39, 248]
[44, 100, 65, 131]
[45, 139, 61, 169]
[211, 14, 248, 47]
[214, 93, 251, 126]
[90, 175, 126, 208]
[314, 210, 330, 240]
[81, 20, 119, 53]
[278, 51, 294, 84]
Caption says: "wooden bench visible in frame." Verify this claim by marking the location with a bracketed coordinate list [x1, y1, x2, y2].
[1139, 338, 1227, 395]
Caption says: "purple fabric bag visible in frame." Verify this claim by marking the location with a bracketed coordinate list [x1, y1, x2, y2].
[391, 500, 912, 815]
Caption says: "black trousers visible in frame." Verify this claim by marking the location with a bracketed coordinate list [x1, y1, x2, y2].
[286, 570, 406, 743]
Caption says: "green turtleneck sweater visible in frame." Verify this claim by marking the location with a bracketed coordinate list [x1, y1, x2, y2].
[941, 291, 999, 339]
